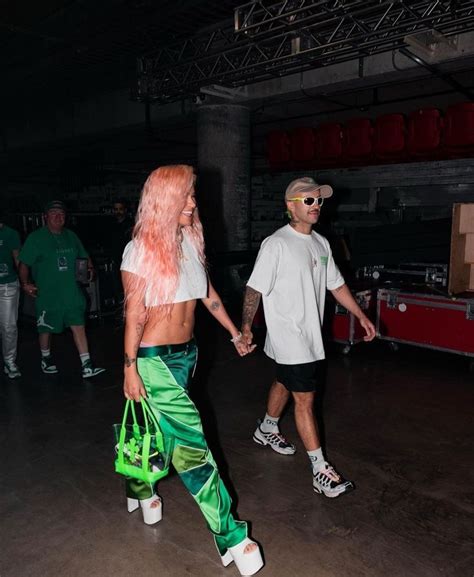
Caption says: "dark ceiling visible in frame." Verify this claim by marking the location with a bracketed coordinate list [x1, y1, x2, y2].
[0, 0, 242, 96]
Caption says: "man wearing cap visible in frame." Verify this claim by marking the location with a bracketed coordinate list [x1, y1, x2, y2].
[18, 201, 105, 378]
[0, 210, 22, 379]
[241, 177, 375, 497]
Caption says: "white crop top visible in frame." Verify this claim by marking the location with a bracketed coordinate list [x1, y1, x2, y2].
[120, 234, 208, 306]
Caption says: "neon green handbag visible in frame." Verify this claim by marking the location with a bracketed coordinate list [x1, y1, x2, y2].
[114, 399, 172, 483]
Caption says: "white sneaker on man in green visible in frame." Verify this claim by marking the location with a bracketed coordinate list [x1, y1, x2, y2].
[41, 355, 59, 374]
[4, 362, 21, 379]
[81, 359, 106, 379]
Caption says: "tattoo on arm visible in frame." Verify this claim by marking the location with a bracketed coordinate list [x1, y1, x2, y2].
[210, 300, 220, 311]
[135, 322, 144, 339]
[242, 286, 262, 327]
[133, 322, 144, 354]
[125, 322, 144, 368]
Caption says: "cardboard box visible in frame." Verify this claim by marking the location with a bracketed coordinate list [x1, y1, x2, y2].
[464, 234, 474, 263]
[459, 204, 474, 234]
[449, 203, 474, 294]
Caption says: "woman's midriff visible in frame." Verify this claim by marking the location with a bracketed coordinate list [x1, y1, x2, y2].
[141, 299, 196, 345]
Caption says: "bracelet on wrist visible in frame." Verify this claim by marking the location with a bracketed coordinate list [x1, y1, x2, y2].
[230, 332, 242, 344]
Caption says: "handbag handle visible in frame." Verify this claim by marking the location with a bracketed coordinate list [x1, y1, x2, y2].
[121, 398, 153, 435]
[140, 399, 165, 454]
[120, 398, 165, 454]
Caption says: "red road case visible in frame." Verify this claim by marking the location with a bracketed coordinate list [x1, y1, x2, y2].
[329, 289, 375, 352]
[290, 126, 316, 166]
[444, 102, 474, 149]
[374, 114, 406, 159]
[407, 108, 442, 156]
[377, 288, 474, 357]
[315, 122, 343, 162]
[266, 130, 291, 168]
[343, 118, 373, 161]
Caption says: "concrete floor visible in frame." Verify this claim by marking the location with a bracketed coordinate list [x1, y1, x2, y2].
[0, 316, 473, 577]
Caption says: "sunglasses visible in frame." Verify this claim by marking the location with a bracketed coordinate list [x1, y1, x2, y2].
[288, 196, 324, 207]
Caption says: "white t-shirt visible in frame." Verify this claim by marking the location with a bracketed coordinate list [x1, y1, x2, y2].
[247, 224, 344, 364]
[120, 233, 208, 306]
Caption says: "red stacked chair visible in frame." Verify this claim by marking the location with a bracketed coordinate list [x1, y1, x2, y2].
[290, 127, 316, 168]
[315, 122, 343, 165]
[266, 130, 291, 169]
[407, 108, 442, 157]
[343, 118, 373, 162]
[374, 114, 406, 160]
[444, 102, 474, 151]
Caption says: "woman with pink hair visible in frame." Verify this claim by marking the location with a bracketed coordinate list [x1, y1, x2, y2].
[120, 165, 264, 576]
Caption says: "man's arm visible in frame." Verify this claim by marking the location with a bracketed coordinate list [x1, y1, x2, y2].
[201, 281, 255, 356]
[87, 257, 95, 281]
[330, 284, 376, 341]
[18, 262, 37, 297]
[12, 248, 20, 270]
[241, 286, 262, 345]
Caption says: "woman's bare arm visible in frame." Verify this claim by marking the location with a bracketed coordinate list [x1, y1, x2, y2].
[122, 271, 148, 401]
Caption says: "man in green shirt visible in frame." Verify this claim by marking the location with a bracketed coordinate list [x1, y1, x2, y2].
[19, 200, 105, 379]
[0, 212, 21, 379]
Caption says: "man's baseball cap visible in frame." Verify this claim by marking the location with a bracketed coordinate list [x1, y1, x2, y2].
[285, 177, 333, 200]
[44, 200, 66, 212]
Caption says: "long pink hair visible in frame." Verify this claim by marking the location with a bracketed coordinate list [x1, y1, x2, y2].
[126, 165, 206, 316]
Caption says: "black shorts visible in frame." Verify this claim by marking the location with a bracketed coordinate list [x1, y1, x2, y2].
[276, 360, 322, 393]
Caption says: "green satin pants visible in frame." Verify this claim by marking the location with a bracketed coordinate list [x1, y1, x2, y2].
[126, 339, 247, 555]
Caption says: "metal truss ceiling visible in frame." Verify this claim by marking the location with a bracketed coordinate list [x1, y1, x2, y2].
[136, 0, 474, 103]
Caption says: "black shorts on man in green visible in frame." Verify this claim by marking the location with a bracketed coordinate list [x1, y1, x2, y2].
[19, 227, 88, 333]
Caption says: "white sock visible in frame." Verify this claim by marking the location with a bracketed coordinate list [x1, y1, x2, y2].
[260, 413, 280, 433]
[41, 349, 51, 358]
[307, 447, 325, 473]
[80, 353, 90, 366]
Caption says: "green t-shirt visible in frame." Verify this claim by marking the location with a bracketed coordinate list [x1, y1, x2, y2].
[19, 227, 88, 308]
[0, 225, 21, 284]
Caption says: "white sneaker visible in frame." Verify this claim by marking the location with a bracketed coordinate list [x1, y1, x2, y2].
[253, 420, 296, 455]
[313, 462, 354, 498]
[4, 362, 21, 379]
[82, 360, 106, 379]
[41, 356, 59, 374]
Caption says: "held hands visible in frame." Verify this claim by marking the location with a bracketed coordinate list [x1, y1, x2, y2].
[22, 283, 38, 297]
[231, 331, 257, 356]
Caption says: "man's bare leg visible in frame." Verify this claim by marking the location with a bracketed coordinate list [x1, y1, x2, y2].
[39, 332, 59, 373]
[266, 380, 291, 418]
[292, 391, 321, 451]
[253, 380, 296, 455]
[70, 325, 105, 377]
[38, 333, 51, 352]
[293, 391, 354, 497]
[70, 325, 89, 355]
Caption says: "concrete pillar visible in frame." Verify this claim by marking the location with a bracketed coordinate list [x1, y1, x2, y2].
[197, 104, 250, 252]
